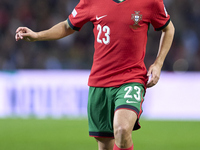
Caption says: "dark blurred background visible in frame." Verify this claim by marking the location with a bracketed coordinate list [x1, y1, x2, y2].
[0, 0, 200, 71]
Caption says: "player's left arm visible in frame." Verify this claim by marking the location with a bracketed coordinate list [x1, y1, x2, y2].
[147, 20, 175, 88]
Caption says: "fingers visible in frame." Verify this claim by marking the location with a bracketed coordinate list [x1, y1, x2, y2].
[15, 31, 23, 41]
[15, 27, 32, 41]
[16, 27, 28, 34]
[147, 69, 152, 77]
[146, 75, 159, 88]
[16, 27, 23, 33]
[146, 66, 160, 88]
[15, 27, 25, 41]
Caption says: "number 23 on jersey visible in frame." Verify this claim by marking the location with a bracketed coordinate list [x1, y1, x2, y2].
[97, 24, 110, 45]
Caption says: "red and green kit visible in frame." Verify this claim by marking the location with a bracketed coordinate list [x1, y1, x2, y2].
[68, 0, 170, 138]
[68, 0, 170, 88]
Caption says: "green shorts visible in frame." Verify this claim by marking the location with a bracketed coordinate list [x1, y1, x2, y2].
[88, 82, 145, 138]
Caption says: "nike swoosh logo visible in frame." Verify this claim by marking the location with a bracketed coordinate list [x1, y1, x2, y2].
[96, 15, 107, 20]
[126, 100, 137, 104]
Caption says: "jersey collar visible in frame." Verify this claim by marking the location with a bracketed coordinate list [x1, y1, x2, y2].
[113, 0, 126, 3]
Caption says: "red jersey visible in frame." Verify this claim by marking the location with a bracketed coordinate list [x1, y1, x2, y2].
[68, 0, 170, 87]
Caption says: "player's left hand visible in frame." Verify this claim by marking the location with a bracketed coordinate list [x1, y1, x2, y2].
[146, 63, 161, 88]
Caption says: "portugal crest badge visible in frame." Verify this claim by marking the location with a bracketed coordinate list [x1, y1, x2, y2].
[130, 11, 142, 29]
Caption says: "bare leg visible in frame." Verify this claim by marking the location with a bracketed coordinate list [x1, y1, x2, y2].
[113, 109, 137, 148]
[95, 137, 115, 150]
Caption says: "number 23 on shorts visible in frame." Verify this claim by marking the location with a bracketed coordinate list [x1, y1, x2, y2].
[123, 84, 144, 103]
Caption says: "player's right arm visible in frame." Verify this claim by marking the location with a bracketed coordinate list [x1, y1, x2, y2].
[15, 20, 75, 42]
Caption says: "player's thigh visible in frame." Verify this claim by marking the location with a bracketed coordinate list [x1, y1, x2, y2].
[113, 109, 137, 133]
[113, 109, 137, 148]
[95, 137, 115, 150]
[114, 82, 145, 131]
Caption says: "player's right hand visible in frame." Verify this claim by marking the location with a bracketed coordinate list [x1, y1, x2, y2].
[15, 27, 38, 42]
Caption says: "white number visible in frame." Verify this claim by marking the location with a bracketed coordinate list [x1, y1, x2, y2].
[97, 24, 102, 43]
[124, 86, 133, 98]
[102, 26, 110, 44]
[97, 24, 110, 45]
[134, 86, 141, 101]
[124, 86, 141, 101]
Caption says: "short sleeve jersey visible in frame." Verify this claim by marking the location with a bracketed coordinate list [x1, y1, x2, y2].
[68, 0, 170, 87]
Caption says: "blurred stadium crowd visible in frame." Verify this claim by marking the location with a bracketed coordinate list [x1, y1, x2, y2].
[0, 0, 200, 71]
